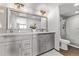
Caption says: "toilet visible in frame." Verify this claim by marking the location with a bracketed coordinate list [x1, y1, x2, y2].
[60, 39, 70, 50]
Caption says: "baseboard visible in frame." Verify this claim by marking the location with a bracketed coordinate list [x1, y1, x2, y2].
[37, 48, 54, 56]
[54, 48, 65, 56]
[68, 44, 79, 48]
[54, 49, 60, 52]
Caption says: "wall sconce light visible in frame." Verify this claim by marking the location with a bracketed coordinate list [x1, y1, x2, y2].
[40, 10, 46, 15]
[14, 3, 24, 9]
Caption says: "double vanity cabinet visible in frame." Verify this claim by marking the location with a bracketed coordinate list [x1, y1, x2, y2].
[0, 7, 55, 56]
[0, 32, 55, 56]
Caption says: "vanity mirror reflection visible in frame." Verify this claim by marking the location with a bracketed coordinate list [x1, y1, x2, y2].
[0, 6, 7, 33]
[7, 9, 48, 33]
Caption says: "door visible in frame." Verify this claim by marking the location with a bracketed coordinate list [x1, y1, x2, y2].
[38, 34, 47, 54]
[0, 41, 21, 56]
[37, 33, 54, 54]
[21, 39, 32, 56]
[45, 33, 54, 51]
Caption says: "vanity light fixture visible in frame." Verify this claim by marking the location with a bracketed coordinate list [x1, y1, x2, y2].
[40, 10, 46, 15]
[14, 3, 24, 9]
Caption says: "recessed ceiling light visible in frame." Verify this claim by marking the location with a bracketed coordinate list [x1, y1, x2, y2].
[74, 3, 79, 7]
[75, 11, 79, 14]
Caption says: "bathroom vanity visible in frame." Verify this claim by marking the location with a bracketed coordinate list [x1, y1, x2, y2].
[0, 7, 55, 56]
[0, 32, 55, 56]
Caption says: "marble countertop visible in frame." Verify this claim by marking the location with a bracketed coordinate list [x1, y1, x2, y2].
[0, 32, 55, 36]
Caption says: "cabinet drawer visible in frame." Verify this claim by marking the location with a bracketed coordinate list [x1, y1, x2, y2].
[0, 36, 16, 43]
[16, 35, 32, 40]
[22, 40, 32, 49]
[22, 49, 32, 56]
[22, 44, 31, 49]
[22, 40, 30, 43]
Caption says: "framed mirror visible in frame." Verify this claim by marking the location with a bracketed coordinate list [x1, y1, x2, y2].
[7, 9, 48, 32]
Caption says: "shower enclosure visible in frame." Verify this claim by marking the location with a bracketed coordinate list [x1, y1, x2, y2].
[60, 17, 66, 39]
[60, 16, 79, 48]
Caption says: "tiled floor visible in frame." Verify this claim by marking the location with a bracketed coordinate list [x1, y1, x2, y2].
[40, 49, 63, 56]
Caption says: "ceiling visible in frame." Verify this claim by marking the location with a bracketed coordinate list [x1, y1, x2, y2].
[60, 3, 79, 18]
[1, 3, 78, 18]
[0, 3, 58, 15]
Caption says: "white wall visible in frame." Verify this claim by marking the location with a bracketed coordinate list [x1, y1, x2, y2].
[47, 5, 60, 50]
[66, 15, 79, 46]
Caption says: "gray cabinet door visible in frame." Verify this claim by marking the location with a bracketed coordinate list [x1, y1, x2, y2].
[45, 34, 54, 51]
[21, 39, 32, 56]
[37, 33, 54, 54]
[38, 37, 46, 54]
[20, 35, 33, 56]
[38, 34, 47, 54]
[0, 41, 21, 56]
